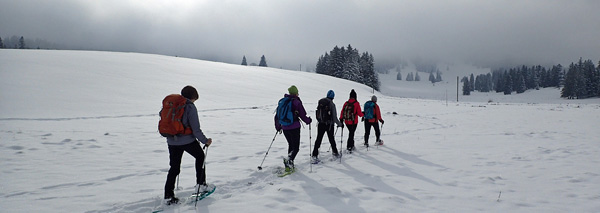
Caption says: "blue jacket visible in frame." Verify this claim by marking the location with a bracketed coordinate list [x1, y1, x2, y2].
[163, 99, 209, 146]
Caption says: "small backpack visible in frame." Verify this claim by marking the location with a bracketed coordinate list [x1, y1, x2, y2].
[364, 101, 376, 119]
[342, 101, 355, 122]
[316, 98, 332, 124]
[276, 97, 294, 126]
[158, 94, 192, 137]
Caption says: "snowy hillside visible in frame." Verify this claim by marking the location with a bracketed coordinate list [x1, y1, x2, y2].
[1, 49, 599, 212]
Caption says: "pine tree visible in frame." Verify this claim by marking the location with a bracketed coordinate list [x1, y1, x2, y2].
[18, 36, 26, 49]
[259, 55, 267, 67]
[429, 72, 435, 83]
[561, 62, 577, 99]
[415, 72, 421, 81]
[316, 55, 325, 74]
[241, 56, 247, 66]
[406, 72, 414, 81]
[493, 70, 504, 93]
[0, 37, 4, 48]
[583, 59, 598, 98]
[436, 70, 443, 82]
[469, 74, 475, 92]
[360, 52, 378, 91]
[597, 61, 600, 97]
[558, 65, 566, 87]
[396, 69, 402, 80]
[575, 58, 588, 98]
[329, 46, 344, 78]
[516, 73, 526, 94]
[462, 77, 470, 95]
[342, 47, 361, 83]
[504, 71, 512, 95]
[486, 73, 493, 92]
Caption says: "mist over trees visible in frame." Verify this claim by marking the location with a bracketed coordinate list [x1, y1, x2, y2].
[316, 44, 379, 91]
[459, 58, 599, 99]
[0, 35, 63, 49]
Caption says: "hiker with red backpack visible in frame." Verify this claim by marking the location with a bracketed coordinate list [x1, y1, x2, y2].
[159, 85, 214, 205]
[274, 85, 312, 172]
[340, 89, 363, 153]
[363, 95, 384, 147]
[311, 90, 344, 163]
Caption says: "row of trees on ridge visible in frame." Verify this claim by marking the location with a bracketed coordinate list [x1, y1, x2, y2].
[315, 44, 379, 91]
[460, 58, 600, 99]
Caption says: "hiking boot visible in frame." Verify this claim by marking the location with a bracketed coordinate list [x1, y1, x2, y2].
[196, 183, 216, 194]
[311, 156, 320, 164]
[283, 157, 290, 169]
[164, 194, 179, 205]
[375, 139, 383, 146]
[283, 158, 295, 172]
[364, 142, 369, 147]
[332, 153, 340, 160]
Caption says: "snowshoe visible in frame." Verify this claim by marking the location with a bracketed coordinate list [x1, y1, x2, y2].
[311, 156, 321, 164]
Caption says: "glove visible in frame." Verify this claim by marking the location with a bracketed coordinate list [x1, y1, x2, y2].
[338, 124, 345, 129]
[307, 117, 312, 124]
[380, 119, 384, 124]
[361, 117, 365, 122]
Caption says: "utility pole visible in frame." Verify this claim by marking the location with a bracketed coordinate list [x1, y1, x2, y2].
[456, 76, 459, 102]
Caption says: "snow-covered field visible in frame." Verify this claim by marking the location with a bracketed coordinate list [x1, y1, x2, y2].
[1, 49, 599, 212]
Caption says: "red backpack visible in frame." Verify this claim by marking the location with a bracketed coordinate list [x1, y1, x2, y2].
[158, 94, 193, 137]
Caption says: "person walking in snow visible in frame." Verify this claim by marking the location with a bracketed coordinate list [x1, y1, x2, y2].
[274, 85, 312, 171]
[312, 90, 344, 162]
[340, 89, 363, 152]
[363, 95, 384, 147]
[162, 86, 214, 205]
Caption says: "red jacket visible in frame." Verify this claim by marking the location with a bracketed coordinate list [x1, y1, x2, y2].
[339, 98, 363, 125]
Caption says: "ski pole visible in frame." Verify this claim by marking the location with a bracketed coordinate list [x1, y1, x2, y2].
[196, 145, 209, 207]
[258, 131, 278, 170]
[309, 123, 312, 173]
[379, 123, 384, 148]
[340, 127, 343, 164]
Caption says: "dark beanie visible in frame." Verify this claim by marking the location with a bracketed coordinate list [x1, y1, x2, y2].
[181, 85, 199, 100]
[350, 89, 357, 99]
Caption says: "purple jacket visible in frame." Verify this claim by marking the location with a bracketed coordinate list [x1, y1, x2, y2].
[274, 94, 312, 131]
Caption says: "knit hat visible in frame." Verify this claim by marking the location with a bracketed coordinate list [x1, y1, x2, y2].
[327, 90, 335, 99]
[288, 85, 298, 95]
[371, 95, 377, 102]
[181, 85, 199, 100]
[349, 89, 357, 99]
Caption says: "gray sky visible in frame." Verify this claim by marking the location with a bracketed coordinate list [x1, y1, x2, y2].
[2, 0, 599, 70]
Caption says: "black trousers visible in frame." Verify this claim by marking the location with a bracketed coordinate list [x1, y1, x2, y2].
[312, 122, 338, 157]
[346, 124, 358, 149]
[165, 141, 205, 197]
[283, 127, 301, 161]
[364, 121, 381, 144]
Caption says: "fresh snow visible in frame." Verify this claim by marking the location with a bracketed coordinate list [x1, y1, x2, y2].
[1, 49, 599, 212]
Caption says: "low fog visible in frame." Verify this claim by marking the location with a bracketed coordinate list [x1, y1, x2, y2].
[1, 0, 599, 70]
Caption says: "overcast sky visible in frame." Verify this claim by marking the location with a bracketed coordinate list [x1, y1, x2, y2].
[2, 0, 599, 70]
